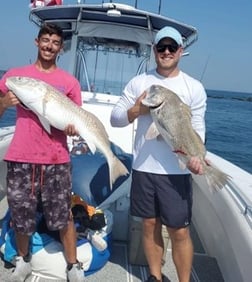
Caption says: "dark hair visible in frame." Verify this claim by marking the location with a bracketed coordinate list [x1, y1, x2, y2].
[37, 23, 63, 42]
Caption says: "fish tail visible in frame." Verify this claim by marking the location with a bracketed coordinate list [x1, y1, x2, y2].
[108, 156, 129, 190]
[205, 165, 232, 192]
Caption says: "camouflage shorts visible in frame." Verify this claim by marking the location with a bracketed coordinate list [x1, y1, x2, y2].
[6, 162, 72, 235]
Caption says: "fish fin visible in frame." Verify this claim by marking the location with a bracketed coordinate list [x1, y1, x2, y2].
[205, 164, 232, 192]
[38, 115, 52, 134]
[173, 151, 187, 170]
[178, 158, 187, 170]
[145, 122, 160, 140]
[108, 155, 129, 190]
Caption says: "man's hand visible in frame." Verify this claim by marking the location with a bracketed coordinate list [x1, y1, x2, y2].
[187, 156, 204, 175]
[64, 124, 79, 136]
[0, 91, 20, 117]
[137, 92, 150, 115]
[128, 92, 149, 123]
[1, 91, 20, 108]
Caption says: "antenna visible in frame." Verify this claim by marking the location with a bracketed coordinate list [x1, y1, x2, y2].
[200, 54, 211, 82]
[158, 0, 162, 14]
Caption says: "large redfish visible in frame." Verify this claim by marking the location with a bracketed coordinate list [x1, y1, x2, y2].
[142, 84, 231, 191]
[5, 76, 129, 190]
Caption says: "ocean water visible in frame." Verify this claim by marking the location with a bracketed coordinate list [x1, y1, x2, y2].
[0, 89, 251, 174]
[205, 90, 252, 173]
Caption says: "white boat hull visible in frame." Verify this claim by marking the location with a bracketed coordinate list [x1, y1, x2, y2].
[192, 152, 252, 282]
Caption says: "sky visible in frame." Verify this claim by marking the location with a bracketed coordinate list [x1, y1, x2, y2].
[0, 0, 251, 93]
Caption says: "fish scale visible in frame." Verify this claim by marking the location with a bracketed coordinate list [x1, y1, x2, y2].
[142, 84, 232, 191]
[5, 76, 129, 190]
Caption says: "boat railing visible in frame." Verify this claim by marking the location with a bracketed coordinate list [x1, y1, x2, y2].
[225, 181, 252, 228]
[29, 2, 198, 51]
[74, 36, 151, 95]
[136, 57, 149, 75]
[76, 49, 91, 92]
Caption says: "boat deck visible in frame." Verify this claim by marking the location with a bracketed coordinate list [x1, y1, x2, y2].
[0, 236, 224, 282]
[0, 195, 224, 282]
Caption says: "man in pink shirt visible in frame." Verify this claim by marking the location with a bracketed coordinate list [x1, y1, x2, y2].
[0, 23, 84, 282]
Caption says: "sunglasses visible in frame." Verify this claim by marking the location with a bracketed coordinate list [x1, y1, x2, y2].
[156, 44, 179, 53]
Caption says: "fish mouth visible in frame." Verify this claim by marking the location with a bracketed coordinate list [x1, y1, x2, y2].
[148, 101, 163, 110]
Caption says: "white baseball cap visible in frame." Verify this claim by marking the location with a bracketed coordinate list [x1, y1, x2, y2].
[154, 26, 183, 46]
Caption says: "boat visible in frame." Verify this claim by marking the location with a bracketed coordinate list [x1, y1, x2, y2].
[0, 1, 252, 281]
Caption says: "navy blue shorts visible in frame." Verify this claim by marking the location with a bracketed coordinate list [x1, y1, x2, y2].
[130, 170, 193, 228]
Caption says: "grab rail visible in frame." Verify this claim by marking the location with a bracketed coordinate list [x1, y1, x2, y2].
[226, 181, 252, 228]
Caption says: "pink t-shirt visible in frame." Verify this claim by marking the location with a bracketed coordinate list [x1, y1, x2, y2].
[0, 64, 82, 164]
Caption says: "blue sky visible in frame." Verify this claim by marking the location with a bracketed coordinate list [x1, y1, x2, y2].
[0, 0, 251, 93]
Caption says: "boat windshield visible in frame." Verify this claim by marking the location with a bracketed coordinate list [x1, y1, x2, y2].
[75, 37, 151, 96]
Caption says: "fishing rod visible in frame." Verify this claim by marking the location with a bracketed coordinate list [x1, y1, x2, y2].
[158, 0, 162, 14]
[200, 54, 211, 82]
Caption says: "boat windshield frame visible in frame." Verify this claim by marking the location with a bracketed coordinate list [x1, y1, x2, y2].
[75, 36, 151, 95]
